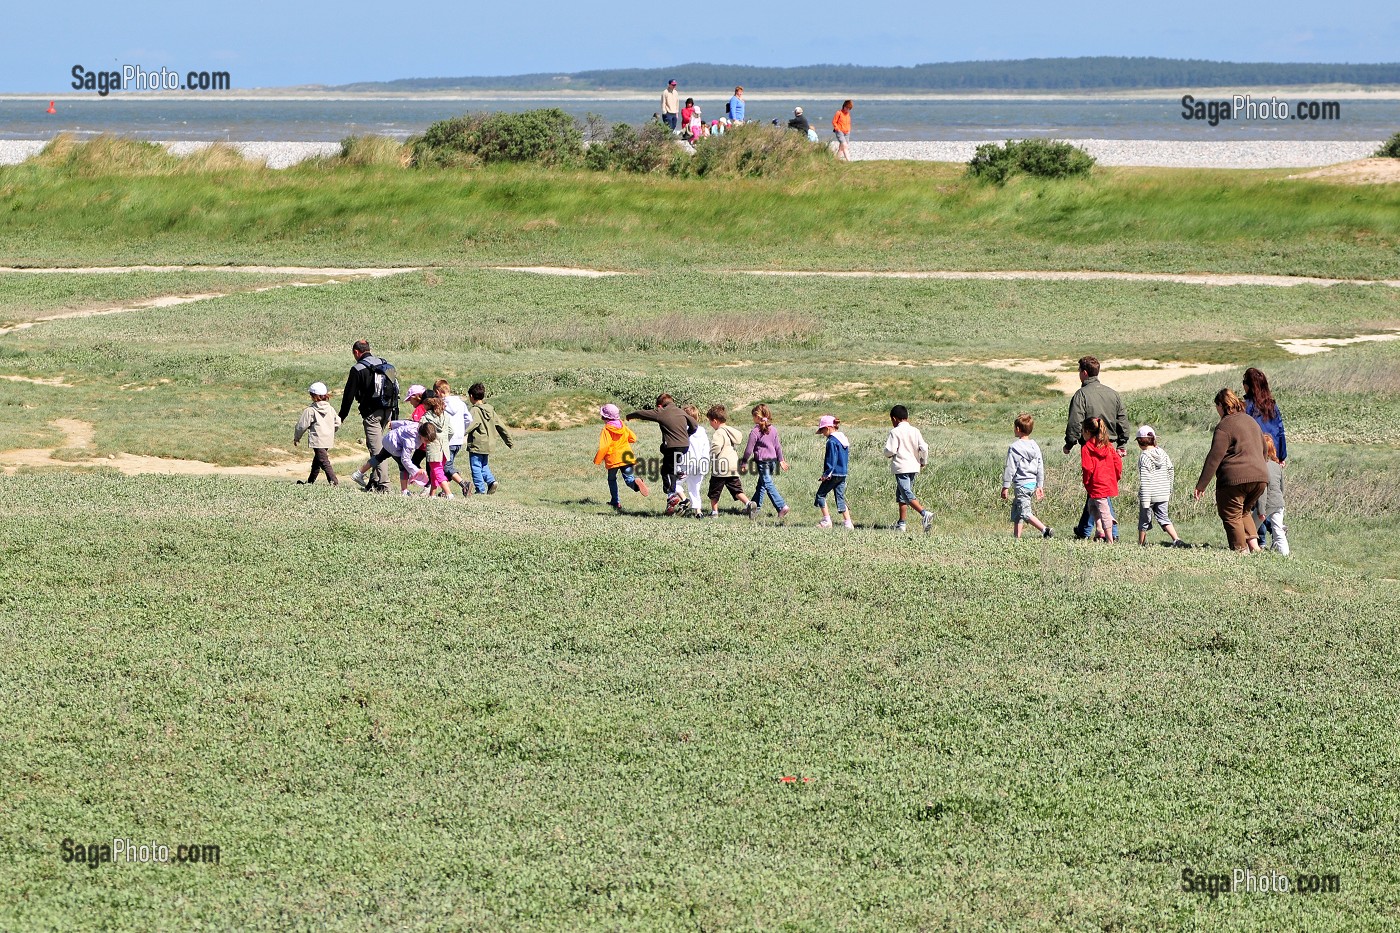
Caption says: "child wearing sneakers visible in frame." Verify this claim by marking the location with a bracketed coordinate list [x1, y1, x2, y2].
[466, 382, 514, 494]
[1135, 425, 1186, 547]
[1001, 413, 1051, 538]
[594, 404, 649, 510]
[679, 404, 711, 517]
[293, 381, 342, 486]
[883, 405, 933, 532]
[739, 403, 789, 518]
[1081, 416, 1122, 542]
[814, 415, 853, 529]
[1253, 434, 1289, 555]
[705, 406, 753, 516]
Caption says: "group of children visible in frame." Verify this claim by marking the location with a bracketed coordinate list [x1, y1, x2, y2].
[595, 399, 937, 531]
[1001, 412, 1288, 551]
[294, 379, 513, 496]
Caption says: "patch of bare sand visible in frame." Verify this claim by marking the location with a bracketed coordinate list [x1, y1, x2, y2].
[1287, 158, 1400, 185]
[0, 374, 73, 387]
[0, 418, 356, 479]
[1277, 329, 1400, 355]
[493, 266, 628, 278]
[861, 358, 1233, 395]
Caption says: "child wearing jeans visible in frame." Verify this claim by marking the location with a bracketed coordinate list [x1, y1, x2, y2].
[1080, 416, 1123, 542]
[594, 404, 649, 510]
[883, 405, 933, 532]
[739, 403, 789, 518]
[705, 406, 752, 517]
[1001, 413, 1051, 539]
[1135, 425, 1186, 547]
[466, 382, 514, 494]
[293, 381, 342, 486]
[814, 415, 853, 529]
[1253, 434, 1290, 556]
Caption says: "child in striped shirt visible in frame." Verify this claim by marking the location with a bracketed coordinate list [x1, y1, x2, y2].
[1136, 425, 1186, 547]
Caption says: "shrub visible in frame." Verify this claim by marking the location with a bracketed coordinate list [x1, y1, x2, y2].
[410, 109, 584, 168]
[968, 139, 1096, 183]
[584, 122, 680, 174]
[1374, 132, 1400, 158]
[678, 123, 833, 179]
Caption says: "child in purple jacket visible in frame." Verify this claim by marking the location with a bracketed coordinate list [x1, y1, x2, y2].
[738, 403, 789, 518]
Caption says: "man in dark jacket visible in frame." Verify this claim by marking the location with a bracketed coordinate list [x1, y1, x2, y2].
[627, 394, 698, 507]
[339, 339, 397, 492]
[787, 107, 811, 135]
[1063, 355, 1131, 538]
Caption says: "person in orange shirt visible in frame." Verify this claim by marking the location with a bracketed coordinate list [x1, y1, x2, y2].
[594, 403, 649, 511]
[832, 99, 853, 161]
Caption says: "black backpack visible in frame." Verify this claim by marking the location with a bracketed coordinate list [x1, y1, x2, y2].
[358, 355, 399, 413]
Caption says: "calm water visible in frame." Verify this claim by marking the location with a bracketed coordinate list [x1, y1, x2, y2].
[3, 97, 1396, 141]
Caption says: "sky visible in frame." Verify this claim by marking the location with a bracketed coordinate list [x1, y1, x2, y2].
[5, 0, 1398, 91]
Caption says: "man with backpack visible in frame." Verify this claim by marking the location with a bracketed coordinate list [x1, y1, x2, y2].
[339, 339, 399, 493]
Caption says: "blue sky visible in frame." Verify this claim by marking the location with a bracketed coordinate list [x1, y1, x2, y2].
[6, 0, 1398, 91]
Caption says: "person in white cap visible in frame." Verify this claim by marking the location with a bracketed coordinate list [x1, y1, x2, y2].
[787, 106, 811, 135]
[294, 381, 343, 486]
[1135, 425, 1187, 547]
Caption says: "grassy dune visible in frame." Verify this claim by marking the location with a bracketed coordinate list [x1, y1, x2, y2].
[2, 162, 1399, 928]
[1, 155, 1399, 276]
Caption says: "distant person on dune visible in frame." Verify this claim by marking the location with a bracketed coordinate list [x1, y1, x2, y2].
[661, 79, 680, 131]
[787, 107, 811, 135]
[728, 87, 746, 123]
[833, 100, 853, 160]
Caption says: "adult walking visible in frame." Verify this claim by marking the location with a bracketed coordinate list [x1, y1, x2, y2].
[627, 394, 698, 511]
[727, 86, 745, 124]
[338, 339, 399, 493]
[1063, 356, 1131, 539]
[832, 100, 853, 160]
[1193, 389, 1269, 552]
[661, 79, 680, 132]
[1243, 367, 1287, 465]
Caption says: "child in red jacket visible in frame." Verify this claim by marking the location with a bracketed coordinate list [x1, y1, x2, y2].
[1080, 416, 1123, 542]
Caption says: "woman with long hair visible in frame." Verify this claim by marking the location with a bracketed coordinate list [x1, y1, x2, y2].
[1242, 367, 1287, 465]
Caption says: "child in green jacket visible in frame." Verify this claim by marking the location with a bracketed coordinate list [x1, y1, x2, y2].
[466, 382, 514, 494]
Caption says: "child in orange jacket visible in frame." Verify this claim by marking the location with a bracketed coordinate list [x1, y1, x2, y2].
[595, 404, 650, 510]
[1080, 416, 1123, 542]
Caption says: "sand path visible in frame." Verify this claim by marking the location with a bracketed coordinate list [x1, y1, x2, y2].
[0, 419, 359, 479]
[0, 266, 419, 276]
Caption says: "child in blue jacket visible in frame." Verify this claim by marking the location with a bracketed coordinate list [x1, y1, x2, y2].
[814, 415, 853, 529]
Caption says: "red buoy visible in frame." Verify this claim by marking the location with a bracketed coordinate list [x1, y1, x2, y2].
[46, 101, 56, 114]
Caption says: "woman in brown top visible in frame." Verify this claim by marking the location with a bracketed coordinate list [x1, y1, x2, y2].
[1193, 389, 1269, 551]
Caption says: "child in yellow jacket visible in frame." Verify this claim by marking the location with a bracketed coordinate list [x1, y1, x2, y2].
[595, 404, 650, 510]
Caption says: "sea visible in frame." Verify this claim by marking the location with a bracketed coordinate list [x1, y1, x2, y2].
[3, 96, 1397, 142]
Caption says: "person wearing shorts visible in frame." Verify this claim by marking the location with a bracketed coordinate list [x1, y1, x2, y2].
[705, 405, 752, 517]
[832, 100, 853, 160]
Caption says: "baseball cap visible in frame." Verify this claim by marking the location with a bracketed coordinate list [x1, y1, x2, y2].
[815, 415, 837, 432]
[668, 79, 677, 86]
[308, 381, 327, 396]
[794, 106, 803, 115]
[1137, 425, 1156, 439]
[404, 383, 426, 400]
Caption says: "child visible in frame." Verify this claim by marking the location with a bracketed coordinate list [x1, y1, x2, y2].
[883, 405, 933, 532]
[1254, 434, 1290, 556]
[679, 404, 711, 517]
[594, 404, 649, 510]
[419, 391, 452, 499]
[1135, 425, 1186, 548]
[465, 382, 514, 494]
[814, 415, 853, 529]
[738, 403, 789, 518]
[626, 393, 698, 510]
[351, 382, 425, 488]
[706, 405, 753, 517]
[360, 419, 431, 494]
[435, 379, 474, 496]
[293, 381, 342, 486]
[1001, 413, 1051, 539]
[1080, 416, 1123, 542]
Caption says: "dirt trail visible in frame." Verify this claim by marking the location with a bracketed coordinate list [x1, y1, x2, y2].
[861, 358, 1235, 395]
[0, 419, 356, 479]
[0, 266, 420, 276]
[0, 268, 420, 337]
[740, 269, 1400, 288]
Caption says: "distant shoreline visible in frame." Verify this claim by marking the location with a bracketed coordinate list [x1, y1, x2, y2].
[6, 86, 1400, 102]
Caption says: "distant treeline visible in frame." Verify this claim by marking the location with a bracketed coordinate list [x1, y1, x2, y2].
[332, 57, 1400, 93]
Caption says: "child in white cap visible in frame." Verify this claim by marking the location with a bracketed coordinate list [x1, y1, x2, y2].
[1136, 425, 1187, 547]
[294, 382, 342, 485]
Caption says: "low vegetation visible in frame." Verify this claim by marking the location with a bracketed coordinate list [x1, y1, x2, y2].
[1375, 131, 1400, 158]
[968, 138, 1097, 183]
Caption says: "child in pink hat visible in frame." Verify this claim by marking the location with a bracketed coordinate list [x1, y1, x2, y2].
[594, 404, 649, 510]
[814, 415, 853, 529]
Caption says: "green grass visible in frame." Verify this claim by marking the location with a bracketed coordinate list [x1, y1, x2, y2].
[2, 167, 1399, 927]
[2, 158, 1399, 277]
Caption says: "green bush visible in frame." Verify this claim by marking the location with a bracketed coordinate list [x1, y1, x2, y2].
[1374, 132, 1400, 158]
[410, 109, 584, 168]
[968, 139, 1096, 183]
[584, 122, 679, 174]
[678, 123, 833, 179]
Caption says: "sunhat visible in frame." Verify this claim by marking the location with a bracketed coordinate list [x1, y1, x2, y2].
[815, 415, 837, 432]
[600, 403, 622, 426]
